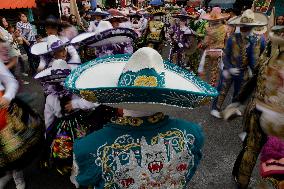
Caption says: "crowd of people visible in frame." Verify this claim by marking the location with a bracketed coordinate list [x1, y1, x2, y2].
[0, 1, 283, 189]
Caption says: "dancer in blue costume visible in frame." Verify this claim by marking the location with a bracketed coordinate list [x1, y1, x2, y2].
[65, 47, 218, 188]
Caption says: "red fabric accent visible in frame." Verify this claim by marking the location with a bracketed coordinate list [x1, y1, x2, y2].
[0, 0, 36, 9]
[0, 91, 7, 131]
[120, 0, 126, 8]
[260, 158, 284, 178]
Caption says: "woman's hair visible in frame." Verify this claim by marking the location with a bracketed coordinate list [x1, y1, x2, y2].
[61, 15, 69, 22]
[68, 14, 76, 24]
[0, 16, 6, 28]
[18, 12, 25, 19]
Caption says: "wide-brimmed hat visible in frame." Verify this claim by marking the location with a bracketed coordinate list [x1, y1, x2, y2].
[200, 7, 229, 21]
[228, 9, 268, 27]
[269, 25, 284, 45]
[149, 9, 167, 16]
[128, 12, 142, 19]
[149, 0, 163, 6]
[172, 10, 196, 20]
[90, 8, 109, 17]
[34, 59, 71, 83]
[31, 35, 68, 56]
[65, 47, 218, 112]
[105, 9, 129, 22]
[70, 21, 137, 47]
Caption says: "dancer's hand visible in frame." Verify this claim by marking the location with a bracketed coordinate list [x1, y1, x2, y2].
[65, 101, 73, 112]
[229, 68, 240, 76]
[222, 70, 231, 79]
[0, 97, 10, 109]
[178, 43, 183, 48]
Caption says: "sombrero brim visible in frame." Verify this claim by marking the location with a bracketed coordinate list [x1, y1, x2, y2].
[70, 28, 138, 47]
[269, 31, 284, 45]
[65, 54, 218, 112]
[104, 16, 128, 22]
[128, 14, 142, 18]
[151, 12, 166, 16]
[200, 13, 229, 21]
[30, 41, 68, 55]
[172, 14, 192, 19]
[228, 12, 268, 26]
[34, 67, 70, 83]
[90, 11, 109, 16]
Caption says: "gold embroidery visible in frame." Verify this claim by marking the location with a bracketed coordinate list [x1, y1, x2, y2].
[80, 90, 97, 102]
[0, 102, 42, 167]
[148, 21, 164, 41]
[112, 113, 165, 127]
[147, 113, 165, 123]
[133, 76, 158, 87]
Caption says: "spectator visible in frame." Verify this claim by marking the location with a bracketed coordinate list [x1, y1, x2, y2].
[16, 12, 36, 43]
[0, 17, 10, 31]
[69, 14, 85, 33]
[276, 16, 284, 26]
[14, 28, 30, 78]
[80, 10, 89, 29]
[16, 12, 37, 74]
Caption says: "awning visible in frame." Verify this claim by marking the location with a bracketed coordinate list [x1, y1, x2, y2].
[0, 0, 36, 9]
[208, 0, 236, 9]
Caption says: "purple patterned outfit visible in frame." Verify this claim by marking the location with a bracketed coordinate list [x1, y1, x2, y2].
[169, 24, 193, 67]
[95, 42, 133, 58]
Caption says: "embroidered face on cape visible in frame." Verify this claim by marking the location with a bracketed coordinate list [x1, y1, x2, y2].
[140, 137, 167, 177]
[93, 128, 196, 188]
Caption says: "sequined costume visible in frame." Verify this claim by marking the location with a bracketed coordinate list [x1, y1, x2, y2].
[169, 24, 195, 68]
[212, 33, 266, 112]
[74, 113, 204, 188]
[39, 67, 117, 175]
[230, 43, 273, 189]
[145, 20, 165, 52]
[44, 94, 108, 175]
[0, 98, 44, 173]
[198, 23, 227, 87]
[0, 62, 44, 173]
[186, 20, 209, 74]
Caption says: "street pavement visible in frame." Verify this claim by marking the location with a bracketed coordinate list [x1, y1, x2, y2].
[6, 47, 260, 189]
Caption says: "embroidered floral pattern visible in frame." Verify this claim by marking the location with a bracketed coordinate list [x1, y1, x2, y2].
[112, 113, 165, 127]
[133, 76, 158, 87]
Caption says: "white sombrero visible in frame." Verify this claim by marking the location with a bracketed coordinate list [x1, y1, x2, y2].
[70, 21, 138, 47]
[228, 9, 268, 27]
[269, 25, 284, 45]
[31, 35, 68, 56]
[65, 47, 218, 112]
[89, 8, 109, 17]
[200, 7, 229, 21]
[35, 59, 71, 83]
